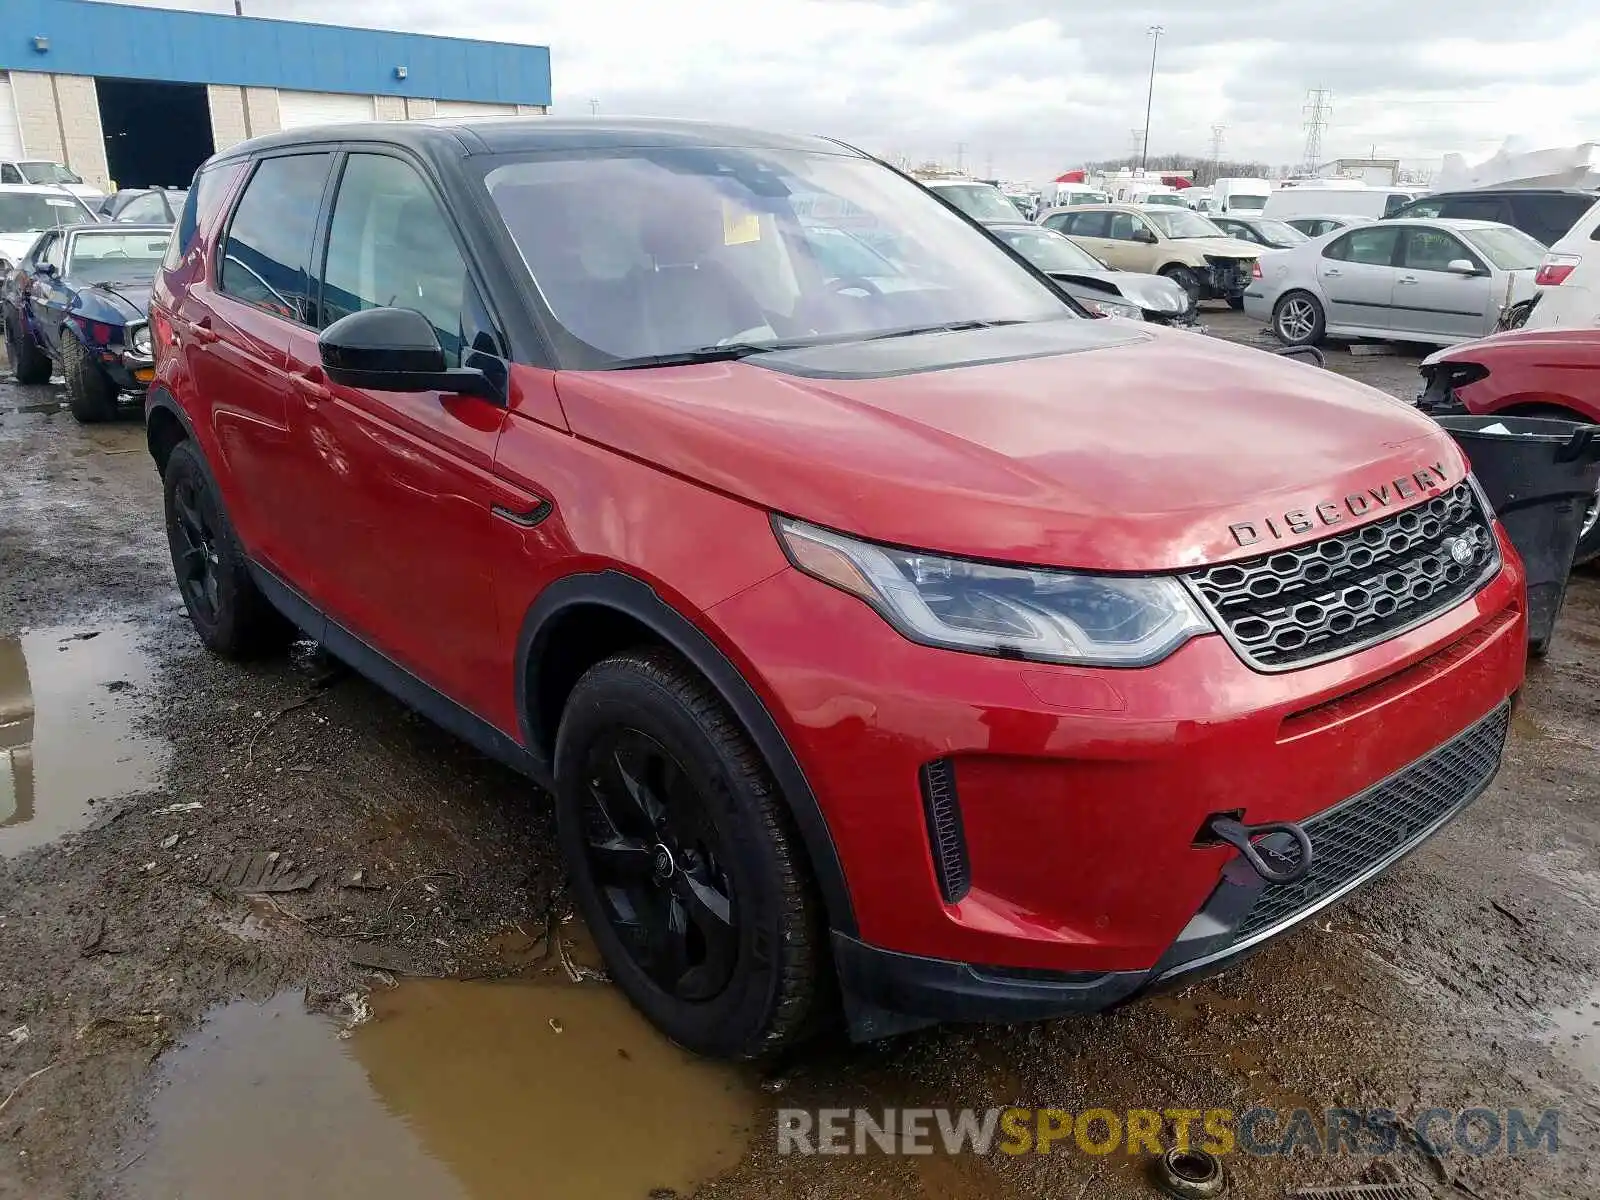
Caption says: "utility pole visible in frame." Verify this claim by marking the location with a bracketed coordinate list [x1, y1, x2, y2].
[1140, 24, 1164, 170]
[1206, 124, 1225, 186]
[1302, 88, 1331, 172]
[588, 98, 600, 116]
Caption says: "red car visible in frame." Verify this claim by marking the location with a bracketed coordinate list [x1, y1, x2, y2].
[1420, 328, 1600, 564]
[145, 119, 1527, 1059]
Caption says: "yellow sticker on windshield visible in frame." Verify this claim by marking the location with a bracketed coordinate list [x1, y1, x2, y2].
[722, 200, 761, 245]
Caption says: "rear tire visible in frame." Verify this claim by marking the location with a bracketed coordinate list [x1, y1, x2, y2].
[553, 648, 824, 1060]
[1272, 290, 1326, 346]
[62, 333, 119, 424]
[4, 309, 52, 386]
[162, 440, 293, 659]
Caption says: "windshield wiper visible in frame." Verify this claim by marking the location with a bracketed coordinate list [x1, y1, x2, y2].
[608, 343, 790, 370]
[857, 318, 1032, 342]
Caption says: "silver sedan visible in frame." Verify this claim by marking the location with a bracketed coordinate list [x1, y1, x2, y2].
[1243, 219, 1544, 348]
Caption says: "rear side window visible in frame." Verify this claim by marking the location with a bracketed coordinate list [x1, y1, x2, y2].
[1058, 211, 1110, 237]
[165, 161, 243, 270]
[218, 153, 333, 323]
[1514, 195, 1592, 245]
[1326, 226, 1400, 265]
[119, 192, 168, 224]
[1382, 193, 1412, 217]
[319, 153, 468, 365]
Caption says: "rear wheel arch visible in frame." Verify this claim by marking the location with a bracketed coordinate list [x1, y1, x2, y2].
[145, 390, 195, 475]
[516, 570, 857, 936]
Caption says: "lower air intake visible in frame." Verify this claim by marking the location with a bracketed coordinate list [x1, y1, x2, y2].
[920, 759, 970, 904]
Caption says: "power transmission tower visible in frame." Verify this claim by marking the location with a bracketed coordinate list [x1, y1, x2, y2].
[1128, 128, 1145, 165]
[1209, 124, 1226, 164]
[1302, 88, 1332, 170]
[588, 98, 599, 116]
[955, 142, 967, 172]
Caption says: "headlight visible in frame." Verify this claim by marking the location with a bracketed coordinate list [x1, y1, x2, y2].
[129, 323, 152, 356]
[1085, 297, 1143, 320]
[774, 518, 1212, 666]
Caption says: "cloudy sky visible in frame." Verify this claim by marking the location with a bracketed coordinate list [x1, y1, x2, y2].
[113, 0, 1600, 182]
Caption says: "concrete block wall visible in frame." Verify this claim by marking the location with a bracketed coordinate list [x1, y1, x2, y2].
[373, 94, 405, 121]
[9, 70, 108, 188]
[208, 85, 285, 152]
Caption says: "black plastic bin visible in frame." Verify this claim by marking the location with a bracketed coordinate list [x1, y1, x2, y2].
[1432, 415, 1600, 656]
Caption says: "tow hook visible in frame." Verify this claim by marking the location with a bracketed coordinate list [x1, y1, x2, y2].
[1203, 814, 1314, 885]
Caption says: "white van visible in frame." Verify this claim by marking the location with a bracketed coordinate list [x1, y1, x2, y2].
[1262, 186, 1417, 221]
[1522, 194, 1600, 331]
[1213, 177, 1273, 213]
[1042, 183, 1109, 209]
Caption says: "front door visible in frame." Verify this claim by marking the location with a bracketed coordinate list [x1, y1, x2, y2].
[1317, 225, 1402, 331]
[181, 151, 336, 587]
[1390, 226, 1494, 341]
[295, 149, 530, 720]
[1101, 211, 1159, 271]
[27, 232, 70, 357]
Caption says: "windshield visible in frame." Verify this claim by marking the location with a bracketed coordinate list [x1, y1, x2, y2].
[1144, 209, 1227, 239]
[1461, 225, 1546, 271]
[927, 183, 1024, 224]
[483, 148, 1069, 365]
[0, 192, 93, 233]
[65, 230, 171, 282]
[1142, 194, 1186, 207]
[994, 226, 1104, 272]
[1253, 219, 1307, 244]
[19, 162, 83, 186]
[1226, 194, 1268, 212]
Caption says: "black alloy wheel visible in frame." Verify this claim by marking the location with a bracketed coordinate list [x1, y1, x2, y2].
[171, 472, 222, 627]
[579, 727, 738, 1001]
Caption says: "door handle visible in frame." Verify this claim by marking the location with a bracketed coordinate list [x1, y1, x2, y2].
[1397, 276, 1419, 285]
[188, 317, 218, 346]
[291, 372, 331, 404]
[1322, 268, 1341, 278]
[491, 499, 553, 528]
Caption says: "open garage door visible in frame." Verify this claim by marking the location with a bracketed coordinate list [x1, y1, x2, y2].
[0, 75, 23, 161]
[277, 91, 376, 129]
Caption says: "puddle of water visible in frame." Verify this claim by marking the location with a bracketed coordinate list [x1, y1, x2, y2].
[0, 624, 166, 855]
[125, 972, 758, 1199]
[1542, 984, 1600, 1091]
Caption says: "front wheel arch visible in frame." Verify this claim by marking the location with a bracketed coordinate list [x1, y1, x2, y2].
[516, 570, 857, 936]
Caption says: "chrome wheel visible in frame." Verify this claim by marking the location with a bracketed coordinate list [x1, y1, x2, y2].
[1583, 487, 1599, 541]
[1276, 296, 1319, 344]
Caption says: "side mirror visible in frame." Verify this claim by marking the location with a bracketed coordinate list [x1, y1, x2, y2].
[1133, 228, 1158, 244]
[37, 262, 57, 277]
[318, 307, 500, 403]
[1446, 258, 1482, 276]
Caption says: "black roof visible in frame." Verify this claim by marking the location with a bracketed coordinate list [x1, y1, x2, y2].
[216, 116, 858, 164]
[1416, 187, 1597, 199]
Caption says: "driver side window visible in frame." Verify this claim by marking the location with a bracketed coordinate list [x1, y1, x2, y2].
[38, 234, 64, 273]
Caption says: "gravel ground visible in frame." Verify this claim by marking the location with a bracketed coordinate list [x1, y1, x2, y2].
[0, 314, 1595, 1200]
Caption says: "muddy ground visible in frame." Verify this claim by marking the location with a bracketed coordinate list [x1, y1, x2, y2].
[0, 311, 1596, 1200]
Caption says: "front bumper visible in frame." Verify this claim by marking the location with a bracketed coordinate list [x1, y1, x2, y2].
[119, 348, 155, 390]
[710, 532, 1526, 1031]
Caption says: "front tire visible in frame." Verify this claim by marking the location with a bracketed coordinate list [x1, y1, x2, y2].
[4, 309, 52, 386]
[1226, 295, 1245, 311]
[1161, 265, 1202, 307]
[554, 648, 823, 1060]
[62, 333, 119, 423]
[1272, 290, 1326, 346]
[162, 440, 293, 659]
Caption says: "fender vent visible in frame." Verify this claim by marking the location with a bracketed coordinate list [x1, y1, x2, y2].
[920, 759, 970, 903]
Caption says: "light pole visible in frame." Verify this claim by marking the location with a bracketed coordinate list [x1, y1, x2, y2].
[1140, 24, 1164, 170]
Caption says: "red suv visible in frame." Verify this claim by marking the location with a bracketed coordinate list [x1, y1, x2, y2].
[146, 119, 1527, 1059]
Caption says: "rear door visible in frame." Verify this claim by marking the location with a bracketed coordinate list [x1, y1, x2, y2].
[1317, 225, 1402, 329]
[188, 151, 336, 583]
[1390, 226, 1494, 340]
[293, 149, 534, 718]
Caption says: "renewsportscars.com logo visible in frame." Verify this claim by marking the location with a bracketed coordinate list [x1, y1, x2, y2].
[776, 1106, 1562, 1159]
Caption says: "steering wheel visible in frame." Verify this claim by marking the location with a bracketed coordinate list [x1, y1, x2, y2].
[827, 275, 884, 298]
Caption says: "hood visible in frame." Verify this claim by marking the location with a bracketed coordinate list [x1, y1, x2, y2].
[1049, 270, 1189, 314]
[83, 281, 152, 319]
[1175, 237, 1262, 260]
[1423, 324, 1600, 366]
[0, 233, 37, 264]
[553, 321, 1461, 572]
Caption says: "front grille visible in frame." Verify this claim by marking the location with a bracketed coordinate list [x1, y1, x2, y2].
[1234, 701, 1510, 941]
[1187, 482, 1497, 670]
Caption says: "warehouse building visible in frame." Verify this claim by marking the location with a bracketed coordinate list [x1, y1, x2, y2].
[1, 0, 551, 190]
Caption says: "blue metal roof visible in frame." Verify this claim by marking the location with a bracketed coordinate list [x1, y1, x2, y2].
[2, 0, 551, 106]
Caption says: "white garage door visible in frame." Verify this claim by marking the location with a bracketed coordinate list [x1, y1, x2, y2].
[276, 91, 376, 129]
[0, 75, 23, 160]
[433, 100, 516, 117]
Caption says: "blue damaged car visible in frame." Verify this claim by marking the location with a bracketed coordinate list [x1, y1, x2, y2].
[2, 223, 170, 423]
